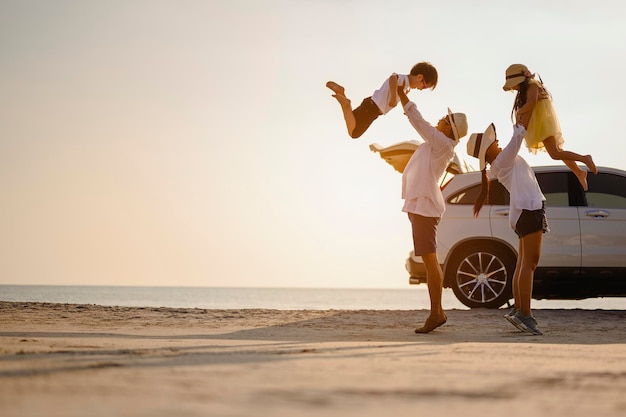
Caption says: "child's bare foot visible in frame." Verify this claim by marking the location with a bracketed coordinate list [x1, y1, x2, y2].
[583, 155, 598, 174]
[575, 170, 588, 191]
[332, 93, 351, 107]
[326, 81, 345, 97]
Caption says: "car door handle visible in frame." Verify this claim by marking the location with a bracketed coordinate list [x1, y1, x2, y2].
[494, 209, 509, 217]
[585, 209, 610, 218]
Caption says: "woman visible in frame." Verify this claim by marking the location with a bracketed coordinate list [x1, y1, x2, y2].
[467, 123, 549, 335]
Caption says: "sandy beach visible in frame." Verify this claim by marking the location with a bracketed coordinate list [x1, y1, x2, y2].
[1, 302, 625, 417]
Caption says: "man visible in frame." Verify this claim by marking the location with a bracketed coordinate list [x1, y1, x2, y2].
[397, 86, 468, 333]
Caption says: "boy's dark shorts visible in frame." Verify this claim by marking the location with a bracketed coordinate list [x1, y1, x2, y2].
[351, 96, 383, 138]
[515, 202, 550, 238]
[408, 213, 440, 256]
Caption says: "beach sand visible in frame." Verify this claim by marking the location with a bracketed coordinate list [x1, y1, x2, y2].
[1, 302, 625, 417]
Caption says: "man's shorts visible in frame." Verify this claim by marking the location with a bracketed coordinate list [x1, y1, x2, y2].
[351, 97, 383, 138]
[514, 202, 550, 238]
[408, 213, 440, 256]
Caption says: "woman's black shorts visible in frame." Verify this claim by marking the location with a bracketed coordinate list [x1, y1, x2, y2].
[515, 203, 549, 238]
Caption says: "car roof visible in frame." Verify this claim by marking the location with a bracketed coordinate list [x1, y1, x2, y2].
[531, 165, 626, 176]
[446, 165, 626, 188]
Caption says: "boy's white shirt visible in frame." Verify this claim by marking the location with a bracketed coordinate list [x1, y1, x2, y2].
[490, 125, 546, 229]
[371, 73, 411, 115]
[401, 101, 457, 218]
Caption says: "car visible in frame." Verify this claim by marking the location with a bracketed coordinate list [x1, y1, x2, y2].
[371, 141, 626, 308]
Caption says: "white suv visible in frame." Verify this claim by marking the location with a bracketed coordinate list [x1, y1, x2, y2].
[371, 142, 626, 308]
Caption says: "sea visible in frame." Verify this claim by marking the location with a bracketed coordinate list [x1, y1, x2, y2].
[1, 285, 625, 310]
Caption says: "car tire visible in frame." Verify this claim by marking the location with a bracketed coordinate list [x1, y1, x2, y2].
[447, 243, 515, 309]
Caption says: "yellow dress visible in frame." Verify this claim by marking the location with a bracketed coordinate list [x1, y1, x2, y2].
[524, 80, 565, 154]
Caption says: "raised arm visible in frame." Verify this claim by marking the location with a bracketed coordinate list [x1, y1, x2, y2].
[387, 74, 399, 107]
[498, 124, 527, 165]
[397, 86, 450, 149]
[397, 84, 409, 107]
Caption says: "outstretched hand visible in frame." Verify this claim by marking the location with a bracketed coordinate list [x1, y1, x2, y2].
[513, 123, 527, 138]
[397, 86, 409, 107]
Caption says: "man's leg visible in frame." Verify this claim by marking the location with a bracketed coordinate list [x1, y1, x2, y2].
[423, 252, 444, 316]
[415, 252, 447, 333]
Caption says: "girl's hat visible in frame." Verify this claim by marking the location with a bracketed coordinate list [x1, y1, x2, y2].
[503, 64, 530, 91]
[466, 123, 497, 170]
[447, 108, 468, 141]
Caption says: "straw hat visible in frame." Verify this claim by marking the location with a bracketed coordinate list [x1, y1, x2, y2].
[503, 64, 530, 91]
[466, 123, 497, 170]
[447, 108, 468, 141]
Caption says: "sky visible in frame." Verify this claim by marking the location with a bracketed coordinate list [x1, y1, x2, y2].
[1, 0, 625, 289]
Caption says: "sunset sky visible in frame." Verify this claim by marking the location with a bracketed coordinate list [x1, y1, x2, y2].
[2, 0, 625, 288]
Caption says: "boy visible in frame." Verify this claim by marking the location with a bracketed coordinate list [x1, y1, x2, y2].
[326, 62, 438, 138]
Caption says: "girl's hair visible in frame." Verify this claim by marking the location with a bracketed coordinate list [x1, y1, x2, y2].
[473, 168, 490, 217]
[510, 74, 550, 123]
[510, 78, 530, 123]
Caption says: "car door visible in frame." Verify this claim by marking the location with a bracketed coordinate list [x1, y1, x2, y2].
[535, 171, 582, 267]
[579, 171, 626, 267]
[487, 179, 517, 247]
[487, 171, 582, 268]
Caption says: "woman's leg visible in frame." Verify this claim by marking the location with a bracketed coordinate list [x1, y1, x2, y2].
[518, 230, 543, 316]
[512, 239, 523, 310]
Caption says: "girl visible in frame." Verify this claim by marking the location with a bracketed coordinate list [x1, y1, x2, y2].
[467, 123, 548, 335]
[503, 64, 596, 190]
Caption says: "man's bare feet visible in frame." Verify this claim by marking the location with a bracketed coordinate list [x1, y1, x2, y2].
[415, 313, 447, 334]
[326, 81, 345, 97]
[583, 155, 598, 174]
[575, 170, 588, 191]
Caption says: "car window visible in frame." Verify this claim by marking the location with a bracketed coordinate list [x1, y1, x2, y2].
[447, 180, 509, 205]
[488, 181, 509, 205]
[535, 172, 570, 207]
[448, 184, 481, 204]
[585, 173, 626, 209]
[446, 170, 619, 208]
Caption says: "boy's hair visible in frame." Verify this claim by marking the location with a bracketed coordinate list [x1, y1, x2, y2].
[410, 62, 438, 89]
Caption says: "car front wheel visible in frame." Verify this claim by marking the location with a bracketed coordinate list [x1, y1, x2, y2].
[447, 243, 515, 309]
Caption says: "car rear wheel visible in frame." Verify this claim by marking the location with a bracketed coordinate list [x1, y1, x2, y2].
[448, 243, 515, 309]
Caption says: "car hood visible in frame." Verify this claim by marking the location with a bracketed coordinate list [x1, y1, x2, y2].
[369, 140, 471, 175]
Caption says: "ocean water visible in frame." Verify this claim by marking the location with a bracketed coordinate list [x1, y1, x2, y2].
[0, 285, 448, 310]
[0, 285, 624, 310]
